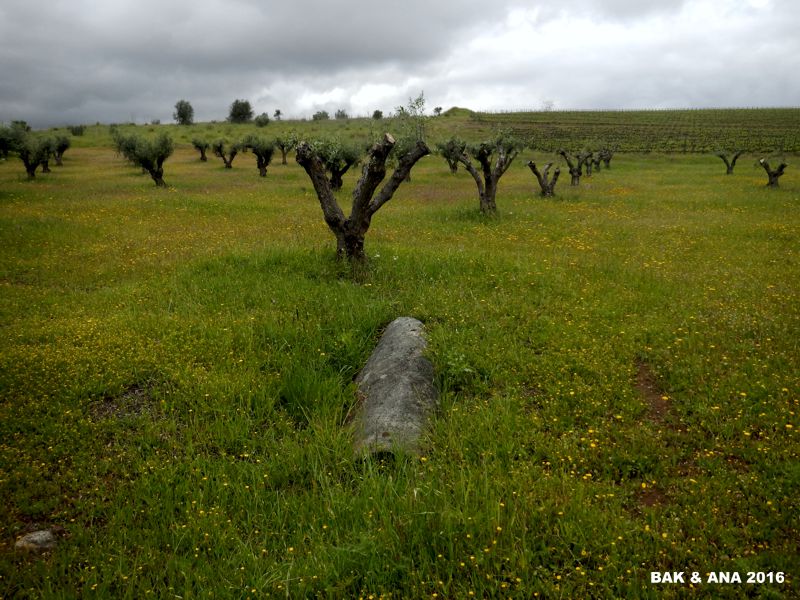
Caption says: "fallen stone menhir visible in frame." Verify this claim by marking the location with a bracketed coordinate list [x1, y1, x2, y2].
[353, 317, 439, 456]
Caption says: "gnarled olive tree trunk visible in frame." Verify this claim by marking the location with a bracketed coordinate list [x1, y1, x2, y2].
[460, 160, 496, 213]
[459, 145, 518, 215]
[558, 150, 581, 186]
[759, 159, 787, 187]
[213, 142, 238, 168]
[580, 151, 593, 176]
[22, 158, 39, 180]
[276, 138, 297, 165]
[146, 166, 167, 187]
[220, 152, 236, 168]
[297, 134, 430, 262]
[329, 164, 352, 190]
[716, 151, 744, 175]
[599, 148, 614, 168]
[528, 161, 560, 197]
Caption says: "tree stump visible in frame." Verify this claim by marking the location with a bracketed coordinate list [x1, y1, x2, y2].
[352, 317, 439, 456]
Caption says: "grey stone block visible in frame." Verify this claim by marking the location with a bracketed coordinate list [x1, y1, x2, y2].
[353, 317, 439, 455]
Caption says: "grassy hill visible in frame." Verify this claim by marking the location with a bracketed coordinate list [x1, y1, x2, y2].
[0, 113, 798, 598]
[40, 105, 800, 155]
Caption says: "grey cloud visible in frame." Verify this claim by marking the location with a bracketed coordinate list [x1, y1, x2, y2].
[1, 0, 516, 125]
[567, 0, 689, 20]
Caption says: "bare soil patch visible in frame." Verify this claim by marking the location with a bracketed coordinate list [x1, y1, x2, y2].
[634, 359, 673, 427]
[89, 383, 152, 421]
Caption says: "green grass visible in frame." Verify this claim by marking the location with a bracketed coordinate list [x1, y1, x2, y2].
[0, 120, 798, 599]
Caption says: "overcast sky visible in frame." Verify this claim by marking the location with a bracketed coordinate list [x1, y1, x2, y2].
[1, 0, 798, 127]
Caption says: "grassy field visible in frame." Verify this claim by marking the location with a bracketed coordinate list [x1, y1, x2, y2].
[1, 113, 799, 598]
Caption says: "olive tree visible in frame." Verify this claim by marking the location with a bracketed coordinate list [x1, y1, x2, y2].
[715, 150, 744, 175]
[242, 134, 275, 177]
[192, 138, 210, 161]
[527, 161, 560, 197]
[296, 133, 430, 262]
[112, 131, 174, 187]
[13, 134, 53, 179]
[438, 131, 522, 214]
[54, 135, 71, 166]
[558, 149, 583, 186]
[435, 136, 465, 174]
[174, 100, 194, 125]
[599, 147, 614, 168]
[759, 159, 787, 187]
[136, 134, 174, 187]
[310, 137, 363, 190]
[0, 125, 12, 159]
[275, 133, 297, 165]
[212, 140, 240, 168]
[579, 150, 594, 176]
[36, 138, 57, 173]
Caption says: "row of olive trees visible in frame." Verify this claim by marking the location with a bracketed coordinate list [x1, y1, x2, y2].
[0, 122, 71, 179]
[104, 123, 791, 263]
[97, 92, 793, 266]
[190, 133, 297, 176]
[435, 134, 618, 208]
[192, 132, 370, 190]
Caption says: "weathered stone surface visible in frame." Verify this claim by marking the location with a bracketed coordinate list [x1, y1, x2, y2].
[353, 317, 439, 455]
[15, 529, 58, 553]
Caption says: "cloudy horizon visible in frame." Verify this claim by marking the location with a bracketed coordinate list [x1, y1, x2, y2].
[1, 0, 798, 128]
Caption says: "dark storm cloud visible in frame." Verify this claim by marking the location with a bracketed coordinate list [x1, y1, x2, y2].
[0, 0, 507, 126]
[0, 0, 797, 127]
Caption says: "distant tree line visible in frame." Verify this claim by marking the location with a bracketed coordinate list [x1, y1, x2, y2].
[168, 97, 441, 127]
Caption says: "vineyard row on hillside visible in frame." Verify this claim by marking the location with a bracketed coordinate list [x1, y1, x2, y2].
[468, 108, 800, 153]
